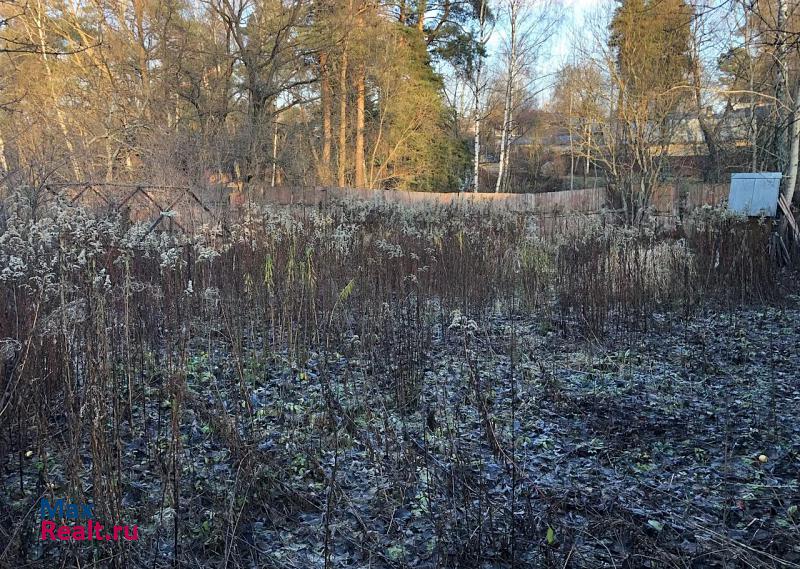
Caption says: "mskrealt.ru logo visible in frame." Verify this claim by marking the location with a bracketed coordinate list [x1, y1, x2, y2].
[40, 498, 138, 542]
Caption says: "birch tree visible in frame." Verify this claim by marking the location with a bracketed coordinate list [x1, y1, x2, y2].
[493, 0, 556, 193]
[493, 0, 517, 193]
[471, 0, 492, 192]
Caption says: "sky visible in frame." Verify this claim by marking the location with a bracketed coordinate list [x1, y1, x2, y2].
[443, 0, 742, 118]
[542, 0, 609, 93]
[481, 0, 611, 106]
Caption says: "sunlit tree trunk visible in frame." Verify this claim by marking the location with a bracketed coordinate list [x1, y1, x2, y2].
[472, 0, 489, 192]
[495, 80, 512, 192]
[321, 52, 333, 184]
[779, 80, 800, 238]
[473, 104, 481, 192]
[105, 139, 115, 182]
[585, 123, 591, 186]
[271, 118, 279, 187]
[132, 0, 151, 118]
[0, 130, 8, 173]
[783, 81, 800, 203]
[355, 66, 366, 188]
[29, 0, 82, 180]
[775, 0, 789, 173]
[569, 93, 574, 191]
[338, 49, 349, 187]
[495, 0, 517, 193]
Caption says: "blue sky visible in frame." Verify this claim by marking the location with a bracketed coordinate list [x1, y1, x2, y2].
[485, 0, 610, 104]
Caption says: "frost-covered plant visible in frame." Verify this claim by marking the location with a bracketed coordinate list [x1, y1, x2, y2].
[448, 309, 479, 334]
[375, 239, 404, 259]
[689, 203, 746, 229]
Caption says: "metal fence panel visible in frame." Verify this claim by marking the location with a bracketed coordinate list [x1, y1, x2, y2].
[728, 173, 781, 217]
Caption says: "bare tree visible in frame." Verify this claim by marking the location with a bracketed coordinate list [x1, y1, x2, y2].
[472, 0, 492, 192]
[493, 0, 556, 193]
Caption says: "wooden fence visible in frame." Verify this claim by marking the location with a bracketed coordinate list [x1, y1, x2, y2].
[247, 186, 607, 212]
[45, 181, 730, 234]
[236, 183, 728, 212]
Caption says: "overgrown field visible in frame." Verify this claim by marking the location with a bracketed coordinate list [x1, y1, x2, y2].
[0, 194, 798, 568]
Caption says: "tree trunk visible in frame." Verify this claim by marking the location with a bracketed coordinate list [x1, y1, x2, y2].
[741, 0, 758, 171]
[569, 93, 574, 191]
[494, 4, 516, 193]
[355, 66, 366, 188]
[338, 49, 349, 187]
[0, 129, 8, 173]
[781, 80, 800, 221]
[473, 97, 481, 192]
[495, 83, 511, 193]
[691, 36, 721, 182]
[470, 0, 489, 192]
[30, 0, 82, 180]
[105, 139, 115, 182]
[271, 119, 279, 188]
[321, 52, 333, 184]
[584, 123, 591, 186]
[775, 0, 789, 173]
[133, 0, 151, 119]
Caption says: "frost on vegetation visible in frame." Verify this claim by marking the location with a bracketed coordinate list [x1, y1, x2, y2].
[448, 309, 479, 334]
[92, 269, 112, 292]
[309, 209, 334, 232]
[1, 255, 26, 281]
[0, 338, 20, 361]
[375, 239, 403, 259]
[202, 287, 221, 305]
[690, 202, 747, 228]
[328, 223, 357, 256]
[522, 217, 541, 242]
[159, 246, 183, 271]
[195, 244, 220, 263]
[0, 190, 770, 338]
[121, 223, 153, 249]
[41, 299, 88, 337]
[236, 205, 301, 244]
